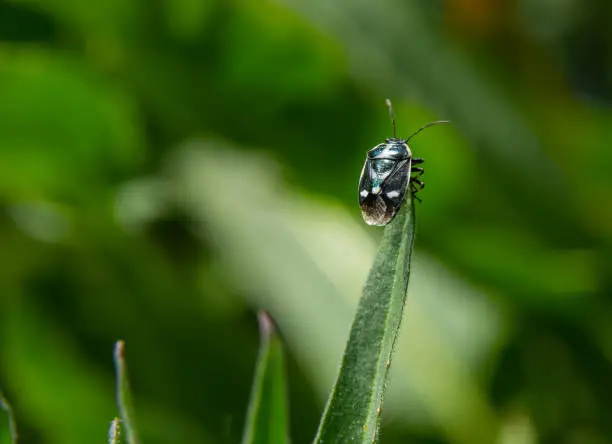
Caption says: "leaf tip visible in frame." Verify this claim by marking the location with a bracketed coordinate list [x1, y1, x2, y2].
[257, 310, 276, 338]
[114, 339, 126, 362]
[108, 417, 121, 444]
[0, 390, 18, 444]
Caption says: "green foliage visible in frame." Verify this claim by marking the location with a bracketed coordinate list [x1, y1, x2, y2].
[114, 341, 139, 444]
[0, 392, 17, 444]
[315, 200, 416, 443]
[242, 312, 289, 444]
[1, 1, 612, 443]
[108, 418, 121, 444]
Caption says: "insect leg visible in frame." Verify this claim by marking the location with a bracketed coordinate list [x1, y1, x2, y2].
[411, 158, 424, 164]
[411, 166, 424, 176]
[410, 178, 424, 191]
[409, 183, 423, 202]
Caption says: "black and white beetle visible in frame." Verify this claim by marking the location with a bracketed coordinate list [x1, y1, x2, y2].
[358, 99, 450, 226]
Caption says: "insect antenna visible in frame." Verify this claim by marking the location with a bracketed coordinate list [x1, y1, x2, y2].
[405, 120, 451, 142]
[385, 98, 397, 139]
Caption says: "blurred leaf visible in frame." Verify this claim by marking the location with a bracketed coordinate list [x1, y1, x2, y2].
[221, 2, 345, 101]
[162, 0, 214, 40]
[10, 0, 138, 39]
[0, 392, 17, 444]
[0, 47, 143, 200]
[314, 198, 416, 442]
[242, 312, 289, 444]
[2, 304, 116, 444]
[115, 341, 140, 444]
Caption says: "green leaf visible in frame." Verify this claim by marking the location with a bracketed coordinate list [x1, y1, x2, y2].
[0, 49, 143, 201]
[315, 199, 416, 443]
[0, 392, 17, 444]
[2, 306, 116, 443]
[108, 417, 121, 444]
[242, 312, 289, 444]
[114, 341, 140, 444]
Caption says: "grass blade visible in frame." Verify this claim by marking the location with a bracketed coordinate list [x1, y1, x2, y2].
[108, 417, 121, 444]
[242, 311, 289, 444]
[315, 199, 416, 443]
[0, 392, 17, 444]
[114, 340, 139, 444]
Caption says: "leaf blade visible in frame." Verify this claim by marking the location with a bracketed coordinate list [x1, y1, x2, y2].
[242, 311, 290, 444]
[114, 340, 139, 444]
[315, 198, 416, 443]
[108, 417, 121, 444]
[0, 391, 17, 444]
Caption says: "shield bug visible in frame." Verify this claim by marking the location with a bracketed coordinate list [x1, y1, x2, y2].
[358, 99, 450, 226]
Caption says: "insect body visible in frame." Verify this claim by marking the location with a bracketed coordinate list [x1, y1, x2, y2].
[358, 99, 449, 226]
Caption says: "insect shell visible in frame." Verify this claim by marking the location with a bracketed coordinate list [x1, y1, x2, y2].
[358, 99, 449, 226]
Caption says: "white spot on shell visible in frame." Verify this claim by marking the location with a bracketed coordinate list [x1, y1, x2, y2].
[386, 190, 400, 198]
[360, 189, 369, 198]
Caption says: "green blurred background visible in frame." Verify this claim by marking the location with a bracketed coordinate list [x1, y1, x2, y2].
[1, 0, 611, 443]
